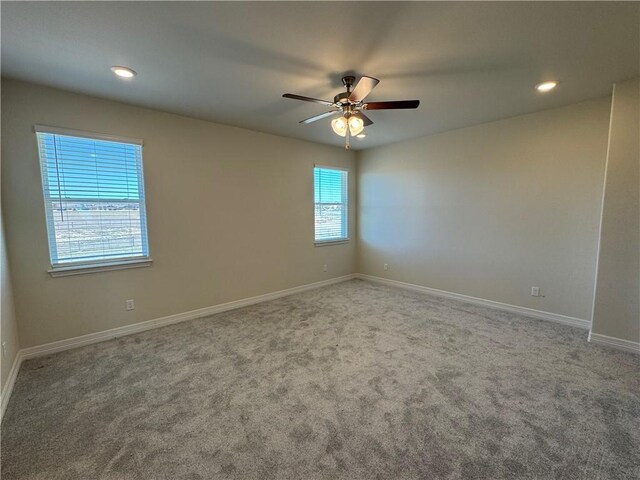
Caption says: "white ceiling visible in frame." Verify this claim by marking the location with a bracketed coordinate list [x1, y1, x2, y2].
[2, 1, 639, 150]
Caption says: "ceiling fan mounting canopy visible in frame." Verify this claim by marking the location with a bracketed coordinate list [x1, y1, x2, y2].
[342, 75, 356, 88]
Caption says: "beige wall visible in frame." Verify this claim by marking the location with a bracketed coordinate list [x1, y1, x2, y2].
[1, 210, 20, 395]
[1, 79, 356, 348]
[591, 78, 640, 342]
[2, 77, 629, 352]
[1, 75, 21, 393]
[357, 98, 611, 320]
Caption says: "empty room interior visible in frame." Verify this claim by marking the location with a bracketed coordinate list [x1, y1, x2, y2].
[1, 1, 639, 479]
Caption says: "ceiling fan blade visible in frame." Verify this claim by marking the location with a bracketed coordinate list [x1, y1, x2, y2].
[364, 100, 420, 110]
[352, 111, 374, 126]
[300, 110, 340, 124]
[283, 93, 334, 107]
[348, 76, 380, 102]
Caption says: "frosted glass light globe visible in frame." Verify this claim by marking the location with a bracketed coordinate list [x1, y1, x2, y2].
[348, 116, 364, 136]
[331, 117, 348, 137]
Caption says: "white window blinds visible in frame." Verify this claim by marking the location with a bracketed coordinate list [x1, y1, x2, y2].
[35, 127, 150, 267]
[314, 166, 348, 243]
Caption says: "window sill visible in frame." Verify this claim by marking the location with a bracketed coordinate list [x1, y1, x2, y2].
[314, 239, 349, 247]
[48, 258, 153, 277]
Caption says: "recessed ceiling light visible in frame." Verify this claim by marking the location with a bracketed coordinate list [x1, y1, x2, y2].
[110, 66, 137, 78]
[535, 81, 558, 93]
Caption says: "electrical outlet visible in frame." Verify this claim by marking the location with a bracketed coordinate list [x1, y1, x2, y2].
[531, 287, 540, 297]
[322, 264, 328, 272]
[1, 342, 6, 358]
[125, 299, 135, 311]
[384, 263, 389, 271]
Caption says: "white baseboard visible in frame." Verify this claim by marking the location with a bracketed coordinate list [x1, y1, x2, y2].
[356, 274, 591, 330]
[5, 272, 624, 420]
[588, 331, 640, 354]
[20, 274, 357, 361]
[1, 350, 23, 421]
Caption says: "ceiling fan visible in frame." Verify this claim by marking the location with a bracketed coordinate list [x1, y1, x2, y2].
[283, 75, 420, 150]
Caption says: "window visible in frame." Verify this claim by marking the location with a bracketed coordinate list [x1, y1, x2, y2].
[35, 126, 150, 274]
[314, 166, 348, 244]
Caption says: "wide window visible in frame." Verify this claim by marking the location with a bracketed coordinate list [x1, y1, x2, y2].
[35, 126, 150, 273]
[314, 166, 348, 244]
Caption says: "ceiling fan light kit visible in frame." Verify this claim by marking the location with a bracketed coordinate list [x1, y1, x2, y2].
[283, 75, 420, 150]
[331, 115, 364, 137]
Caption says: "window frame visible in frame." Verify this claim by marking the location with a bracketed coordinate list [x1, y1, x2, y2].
[34, 125, 152, 277]
[313, 164, 349, 246]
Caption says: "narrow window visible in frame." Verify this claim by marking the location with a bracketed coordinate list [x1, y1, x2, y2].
[35, 126, 150, 272]
[314, 166, 348, 244]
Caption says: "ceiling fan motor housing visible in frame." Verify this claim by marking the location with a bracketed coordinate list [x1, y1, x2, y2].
[334, 92, 350, 105]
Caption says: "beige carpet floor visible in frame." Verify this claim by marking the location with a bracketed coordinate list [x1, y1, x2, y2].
[1, 279, 639, 479]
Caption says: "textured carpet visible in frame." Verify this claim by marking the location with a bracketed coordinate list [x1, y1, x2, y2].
[1, 279, 639, 479]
